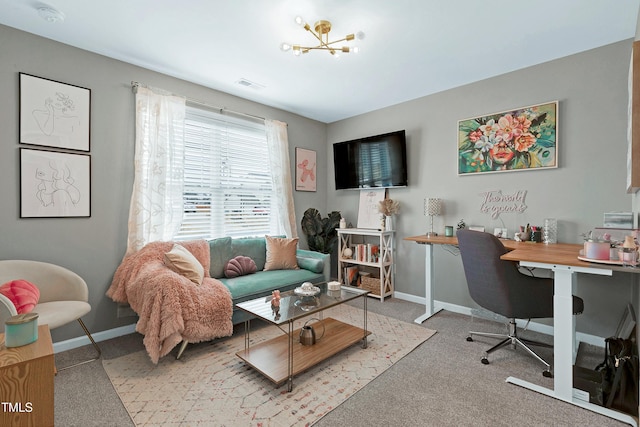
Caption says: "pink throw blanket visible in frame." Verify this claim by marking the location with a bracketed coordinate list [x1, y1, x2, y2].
[106, 240, 233, 363]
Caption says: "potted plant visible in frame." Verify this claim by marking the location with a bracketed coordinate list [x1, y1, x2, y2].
[301, 208, 342, 254]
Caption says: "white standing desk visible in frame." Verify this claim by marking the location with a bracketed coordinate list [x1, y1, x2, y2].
[404, 235, 525, 322]
[405, 235, 638, 426]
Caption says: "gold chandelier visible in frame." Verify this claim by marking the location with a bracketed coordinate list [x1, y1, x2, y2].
[280, 16, 364, 57]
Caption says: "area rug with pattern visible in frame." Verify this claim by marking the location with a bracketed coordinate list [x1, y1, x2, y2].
[103, 303, 436, 426]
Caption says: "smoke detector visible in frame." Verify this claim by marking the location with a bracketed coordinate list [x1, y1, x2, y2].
[37, 6, 65, 23]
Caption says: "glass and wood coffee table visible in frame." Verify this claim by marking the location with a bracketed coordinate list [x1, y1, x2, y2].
[235, 283, 370, 392]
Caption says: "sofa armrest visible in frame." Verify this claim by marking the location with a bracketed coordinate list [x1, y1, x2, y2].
[296, 249, 331, 282]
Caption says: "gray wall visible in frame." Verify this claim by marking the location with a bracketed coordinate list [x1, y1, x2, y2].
[327, 40, 636, 338]
[1, 22, 635, 343]
[0, 25, 327, 342]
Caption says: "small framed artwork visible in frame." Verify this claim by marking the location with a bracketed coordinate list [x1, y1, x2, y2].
[458, 101, 558, 175]
[20, 148, 91, 218]
[20, 73, 91, 152]
[295, 147, 316, 191]
[357, 188, 386, 229]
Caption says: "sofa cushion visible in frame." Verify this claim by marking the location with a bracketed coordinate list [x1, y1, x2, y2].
[209, 237, 233, 278]
[224, 256, 257, 278]
[0, 279, 40, 314]
[221, 269, 322, 300]
[296, 256, 324, 274]
[231, 237, 268, 270]
[264, 236, 299, 271]
[164, 244, 205, 285]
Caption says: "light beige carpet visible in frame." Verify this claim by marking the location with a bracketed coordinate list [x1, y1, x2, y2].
[103, 303, 436, 427]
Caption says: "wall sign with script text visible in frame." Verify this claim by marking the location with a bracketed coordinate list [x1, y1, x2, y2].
[479, 190, 528, 219]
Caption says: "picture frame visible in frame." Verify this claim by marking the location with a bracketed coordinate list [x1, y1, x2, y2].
[295, 147, 316, 191]
[357, 188, 385, 229]
[20, 148, 91, 218]
[458, 101, 558, 175]
[20, 73, 91, 152]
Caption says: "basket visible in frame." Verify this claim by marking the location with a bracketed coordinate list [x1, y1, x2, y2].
[360, 276, 380, 295]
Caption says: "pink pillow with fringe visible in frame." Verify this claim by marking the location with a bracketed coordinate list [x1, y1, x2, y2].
[224, 256, 257, 278]
[0, 279, 40, 314]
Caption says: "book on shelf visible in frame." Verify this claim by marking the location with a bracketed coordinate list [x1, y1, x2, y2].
[351, 244, 380, 263]
[344, 266, 360, 287]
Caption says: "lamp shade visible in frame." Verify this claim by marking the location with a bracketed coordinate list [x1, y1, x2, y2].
[425, 198, 442, 216]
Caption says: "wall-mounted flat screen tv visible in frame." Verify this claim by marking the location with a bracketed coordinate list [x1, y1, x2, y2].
[333, 130, 408, 190]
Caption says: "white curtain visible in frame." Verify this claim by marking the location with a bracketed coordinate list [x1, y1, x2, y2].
[265, 119, 297, 238]
[126, 86, 186, 254]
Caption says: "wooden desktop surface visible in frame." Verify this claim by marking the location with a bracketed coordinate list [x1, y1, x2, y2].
[404, 234, 615, 270]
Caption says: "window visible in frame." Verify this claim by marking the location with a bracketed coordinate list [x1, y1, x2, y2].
[173, 105, 275, 240]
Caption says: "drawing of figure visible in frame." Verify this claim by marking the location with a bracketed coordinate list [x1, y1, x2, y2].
[297, 158, 315, 183]
[35, 161, 81, 208]
[32, 92, 80, 136]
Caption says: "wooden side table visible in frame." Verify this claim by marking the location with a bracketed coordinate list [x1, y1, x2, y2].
[0, 324, 55, 427]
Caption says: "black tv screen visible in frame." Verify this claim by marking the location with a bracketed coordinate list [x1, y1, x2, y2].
[333, 130, 408, 190]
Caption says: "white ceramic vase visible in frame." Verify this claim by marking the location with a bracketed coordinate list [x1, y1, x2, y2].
[385, 215, 393, 231]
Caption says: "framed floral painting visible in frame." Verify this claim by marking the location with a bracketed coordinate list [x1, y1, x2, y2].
[458, 101, 558, 175]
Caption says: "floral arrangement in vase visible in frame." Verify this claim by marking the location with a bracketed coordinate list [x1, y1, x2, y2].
[378, 199, 400, 231]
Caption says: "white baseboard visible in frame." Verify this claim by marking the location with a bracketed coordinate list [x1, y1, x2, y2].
[393, 292, 605, 348]
[53, 293, 606, 353]
[53, 323, 137, 353]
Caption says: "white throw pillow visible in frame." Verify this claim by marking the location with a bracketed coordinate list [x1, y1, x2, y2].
[164, 244, 205, 285]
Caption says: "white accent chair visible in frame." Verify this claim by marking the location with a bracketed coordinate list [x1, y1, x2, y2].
[0, 260, 101, 369]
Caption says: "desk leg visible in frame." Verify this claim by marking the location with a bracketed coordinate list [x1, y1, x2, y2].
[415, 243, 441, 323]
[553, 268, 576, 400]
[507, 264, 636, 426]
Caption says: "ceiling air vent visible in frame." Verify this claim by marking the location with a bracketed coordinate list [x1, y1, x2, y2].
[236, 78, 265, 90]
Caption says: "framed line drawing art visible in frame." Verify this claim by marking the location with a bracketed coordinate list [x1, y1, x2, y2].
[295, 147, 317, 191]
[20, 148, 91, 218]
[458, 101, 558, 175]
[20, 73, 91, 152]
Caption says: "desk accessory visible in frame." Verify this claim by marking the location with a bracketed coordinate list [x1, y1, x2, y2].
[543, 218, 558, 243]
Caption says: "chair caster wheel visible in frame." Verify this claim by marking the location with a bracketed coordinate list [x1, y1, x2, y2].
[481, 357, 489, 365]
[542, 370, 553, 378]
[466, 336, 473, 342]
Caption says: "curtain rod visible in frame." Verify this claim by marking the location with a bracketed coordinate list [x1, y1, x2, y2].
[130, 81, 266, 123]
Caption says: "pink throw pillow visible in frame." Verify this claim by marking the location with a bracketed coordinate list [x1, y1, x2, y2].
[0, 280, 40, 314]
[224, 256, 257, 278]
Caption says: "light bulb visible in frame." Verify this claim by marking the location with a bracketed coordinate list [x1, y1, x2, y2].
[293, 49, 301, 56]
[280, 42, 291, 52]
[352, 46, 360, 54]
[295, 16, 305, 26]
[356, 31, 365, 40]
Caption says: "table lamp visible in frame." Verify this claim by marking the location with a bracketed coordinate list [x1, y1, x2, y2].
[425, 198, 442, 237]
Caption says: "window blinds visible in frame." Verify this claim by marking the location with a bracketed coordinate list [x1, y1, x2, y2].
[174, 106, 273, 240]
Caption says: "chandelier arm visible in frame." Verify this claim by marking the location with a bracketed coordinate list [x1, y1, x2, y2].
[296, 36, 354, 51]
[307, 30, 334, 50]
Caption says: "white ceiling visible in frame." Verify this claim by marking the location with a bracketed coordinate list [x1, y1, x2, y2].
[1, 0, 639, 123]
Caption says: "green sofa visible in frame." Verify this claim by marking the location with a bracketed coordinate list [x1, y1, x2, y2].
[208, 236, 330, 324]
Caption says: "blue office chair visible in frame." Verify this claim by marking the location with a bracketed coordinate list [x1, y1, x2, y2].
[456, 229, 584, 377]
